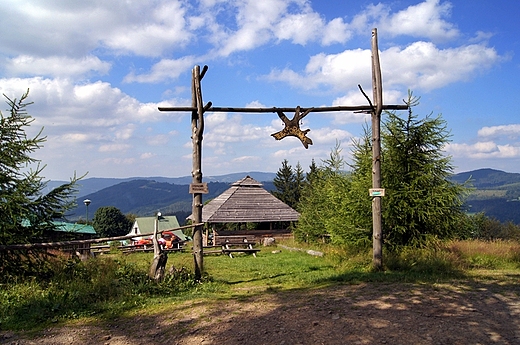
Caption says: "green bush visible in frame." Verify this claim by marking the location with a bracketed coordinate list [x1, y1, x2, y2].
[0, 255, 199, 330]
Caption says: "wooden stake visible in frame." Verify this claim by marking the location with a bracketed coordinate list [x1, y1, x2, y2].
[149, 213, 167, 281]
[191, 65, 206, 280]
[371, 28, 383, 271]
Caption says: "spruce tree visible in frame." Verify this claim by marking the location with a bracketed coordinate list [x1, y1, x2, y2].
[0, 91, 80, 247]
[296, 92, 468, 248]
[296, 162, 328, 242]
[272, 159, 297, 208]
[0, 91, 82, 278]
[382, 91, 467, 247]
[296, 142, 354, 244]
[293, 162, 305, 210]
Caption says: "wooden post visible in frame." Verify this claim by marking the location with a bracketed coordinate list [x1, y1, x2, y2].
[191, 65, 207, 279]
[149, 212, 167, 281]
[371, 28, 383, 270]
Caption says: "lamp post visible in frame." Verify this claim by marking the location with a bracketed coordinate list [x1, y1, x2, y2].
[154, 212, 162, 244]
[83, 199, 91, 224]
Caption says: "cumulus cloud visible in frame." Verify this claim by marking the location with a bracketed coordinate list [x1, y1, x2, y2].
[0, 0, 511, 178]
[265, 48, 371, 91]
[382, 41, 501, 90]
[381, 0, 459, 41]
[0, 0, 193, 58]
[124, 56, 196, 83]
[0, 77, 189, 178]
[446, 141, 520, 159]
[210, 0, 352, 56]
[99, 143, 132, 153]
[3, 55, 111, 79]
[205, 113, 272, 144]
[478, 124, 520, 139]
[266, 42, 501, 93]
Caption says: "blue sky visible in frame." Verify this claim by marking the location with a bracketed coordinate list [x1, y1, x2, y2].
[1, 0, 519, 180]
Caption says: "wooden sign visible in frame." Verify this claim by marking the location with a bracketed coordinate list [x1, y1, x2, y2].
[369, 188, 385, 197]
[190, 183, 209, 194]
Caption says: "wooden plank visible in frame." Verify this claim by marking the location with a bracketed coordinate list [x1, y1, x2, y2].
[159, 105, 407, 113]
[0, 223, 202, 251]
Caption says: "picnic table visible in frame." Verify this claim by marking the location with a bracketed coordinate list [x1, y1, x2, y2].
[212, 235, 260, 258]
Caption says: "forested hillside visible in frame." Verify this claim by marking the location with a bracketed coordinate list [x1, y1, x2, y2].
[69, 177, 276, 223]
[66, 169, 520, 225]
[70, 180, 229, 222]
[451, 168, 520, 223]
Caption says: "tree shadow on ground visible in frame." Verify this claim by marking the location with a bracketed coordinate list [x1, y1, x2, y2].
[6, 275, 520, 345]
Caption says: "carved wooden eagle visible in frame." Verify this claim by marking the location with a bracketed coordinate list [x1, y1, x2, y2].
[271, 106, 313, 149]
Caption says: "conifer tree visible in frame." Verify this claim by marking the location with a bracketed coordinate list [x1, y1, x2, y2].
[272, 159, 297, 208]
[382, 91, 467, 247]
[296, 92, 468, 248]
[293, 162, 305, 210]
[0, 91, 80, 248]
[296, 142, 353, 244]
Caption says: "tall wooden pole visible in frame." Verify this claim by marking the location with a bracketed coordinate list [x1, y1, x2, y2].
[371, 28, 383, 270]
[191, 65, 206, 279]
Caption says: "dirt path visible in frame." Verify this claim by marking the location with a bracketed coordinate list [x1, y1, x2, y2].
[3, 280, 520, 345]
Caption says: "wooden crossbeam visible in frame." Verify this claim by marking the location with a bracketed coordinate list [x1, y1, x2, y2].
[159, 105, 408, 113]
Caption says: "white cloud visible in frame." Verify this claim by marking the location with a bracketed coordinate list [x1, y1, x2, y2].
[478, 124, 520, 139]
[381, 0, 459, 41]
[140, 152, 157, 159]
[266, 41, 501, 93]
[311, 127, 354, 145]
[146, 134, 172, 146]
[124, 56, 196, 83]
[245, 100, 267, 107]
[383, 41, 501, 90]
[211, 0, 352, 56]
[446, 141, 520, 159]
[265, 48, 371, 91]
[0, 1, 193, 58]
[3, 55, 111, 79]
[0, 77, 191, 178]
[99, 143, 132, 153]
[0, 0, 514, 178]
[205, 113, 272, 144]
[274, 12, 324, 45]
[322, 18, 351, 45]
[231, 155, 261, 163]
[348, 0, 459, 42]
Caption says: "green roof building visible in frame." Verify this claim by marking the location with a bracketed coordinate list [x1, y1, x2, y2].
[127, 215, 188, 241]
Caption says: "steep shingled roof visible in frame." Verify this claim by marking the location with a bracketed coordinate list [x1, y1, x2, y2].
[201, 176, 300, 223]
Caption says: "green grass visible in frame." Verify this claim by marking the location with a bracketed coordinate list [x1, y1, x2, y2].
[1, 239, 520, 332]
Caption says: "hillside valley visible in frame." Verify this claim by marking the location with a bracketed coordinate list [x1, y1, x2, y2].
[63, 169, 520, 225]
[67, 172, 276, 222]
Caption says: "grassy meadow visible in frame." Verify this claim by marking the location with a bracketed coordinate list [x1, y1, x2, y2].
[1, 239, 520, 332]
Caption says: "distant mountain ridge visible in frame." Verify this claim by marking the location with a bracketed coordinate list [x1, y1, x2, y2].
[66, 172, 276, 221]
[450, 168, 520, 189]
[450, 168, 520, 224]
[46, 171, 277, 199]
[62, 169, 520, 225]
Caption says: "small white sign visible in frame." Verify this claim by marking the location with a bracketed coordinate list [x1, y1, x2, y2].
[369, 188, 385, 197]
[190, 183, 209, 194]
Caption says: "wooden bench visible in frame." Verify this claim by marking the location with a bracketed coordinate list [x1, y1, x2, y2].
[221, 247, 260, 258]
[214, 235, 256, 245]
[214, 235, 259, 258]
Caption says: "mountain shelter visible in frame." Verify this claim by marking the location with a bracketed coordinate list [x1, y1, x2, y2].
[193, 176, 300, 242]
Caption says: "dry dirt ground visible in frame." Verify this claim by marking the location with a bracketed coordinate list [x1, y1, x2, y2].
[2, 280, 520, 345]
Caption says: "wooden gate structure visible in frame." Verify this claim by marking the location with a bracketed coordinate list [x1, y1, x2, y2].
[159, 29, 407, 276]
